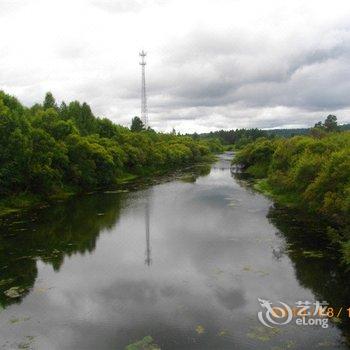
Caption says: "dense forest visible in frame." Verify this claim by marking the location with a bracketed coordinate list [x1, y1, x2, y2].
[233, 117, 350, 265]
[0, 91, 222, 214]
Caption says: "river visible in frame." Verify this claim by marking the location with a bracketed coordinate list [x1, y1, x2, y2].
[0, 153, 349, 349]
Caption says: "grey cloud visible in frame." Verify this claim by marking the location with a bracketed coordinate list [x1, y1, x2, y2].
[2, 0, 350, 132]
[132, 28, 350, 129]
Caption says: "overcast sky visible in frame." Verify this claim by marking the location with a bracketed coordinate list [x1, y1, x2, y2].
[1, 0, 350, 132]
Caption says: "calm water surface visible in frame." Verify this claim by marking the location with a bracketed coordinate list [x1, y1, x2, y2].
[0, 153, 349, 349]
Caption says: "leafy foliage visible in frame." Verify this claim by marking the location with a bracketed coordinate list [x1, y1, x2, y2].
[234, 120, 350, 264]
[130, 116, 145, 132]
[0, 91, 219, 203]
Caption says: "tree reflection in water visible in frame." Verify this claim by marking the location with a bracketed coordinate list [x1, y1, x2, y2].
[0, 163, 211, 309]
[268, 204, 350, 345]
[0, 192, 124, 308]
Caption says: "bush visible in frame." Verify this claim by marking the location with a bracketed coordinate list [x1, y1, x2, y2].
[233, 128, 350, 264]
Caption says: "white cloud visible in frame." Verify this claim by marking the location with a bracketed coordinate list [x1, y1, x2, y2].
[0, 0, 350, 132]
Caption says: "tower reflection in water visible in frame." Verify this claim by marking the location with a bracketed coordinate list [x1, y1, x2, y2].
[145, 198, 152, 266]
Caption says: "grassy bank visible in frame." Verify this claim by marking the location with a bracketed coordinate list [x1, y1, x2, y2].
[233, 129, 350, 265]
[253, 179, 300, 208]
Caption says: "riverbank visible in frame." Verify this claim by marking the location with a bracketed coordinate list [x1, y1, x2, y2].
[0, 155, 216, 218]
[0, 90, 222, 218]
[253, 178, 300, 208]
[232, 131, 350, 266]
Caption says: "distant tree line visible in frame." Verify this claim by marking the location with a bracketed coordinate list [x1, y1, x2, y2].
[264, 116, 350, 138]
[191, 128, 267, 148]
[192, 116, 350, 144]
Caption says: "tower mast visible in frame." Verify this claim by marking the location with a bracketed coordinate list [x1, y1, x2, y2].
[139, 50, 148, 128]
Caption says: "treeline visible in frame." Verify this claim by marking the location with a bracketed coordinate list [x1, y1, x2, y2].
[0, 91, 222, 210]
[233, 121, 350, 265]
[266, 128, 309, 138]
[192, 119, 350, 145]
[266, 123, 350, 138]
[192, 128, 267, 147]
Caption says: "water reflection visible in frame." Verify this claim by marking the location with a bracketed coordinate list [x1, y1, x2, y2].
[232, 171, 350, 346]
[0, 164, 210, 308]
[268, 204, 350, 343]
[0, 156, 349, 349]
[145, 199, 151, 267]
[0, 193, 124, 308]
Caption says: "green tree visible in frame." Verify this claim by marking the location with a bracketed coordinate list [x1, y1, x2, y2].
[43, 92, 57, 110]
[130, 116, 144, 132]
[324, 114, 338, 132]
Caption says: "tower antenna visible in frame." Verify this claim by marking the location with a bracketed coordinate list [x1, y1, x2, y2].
[139, 50, 148, 128]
